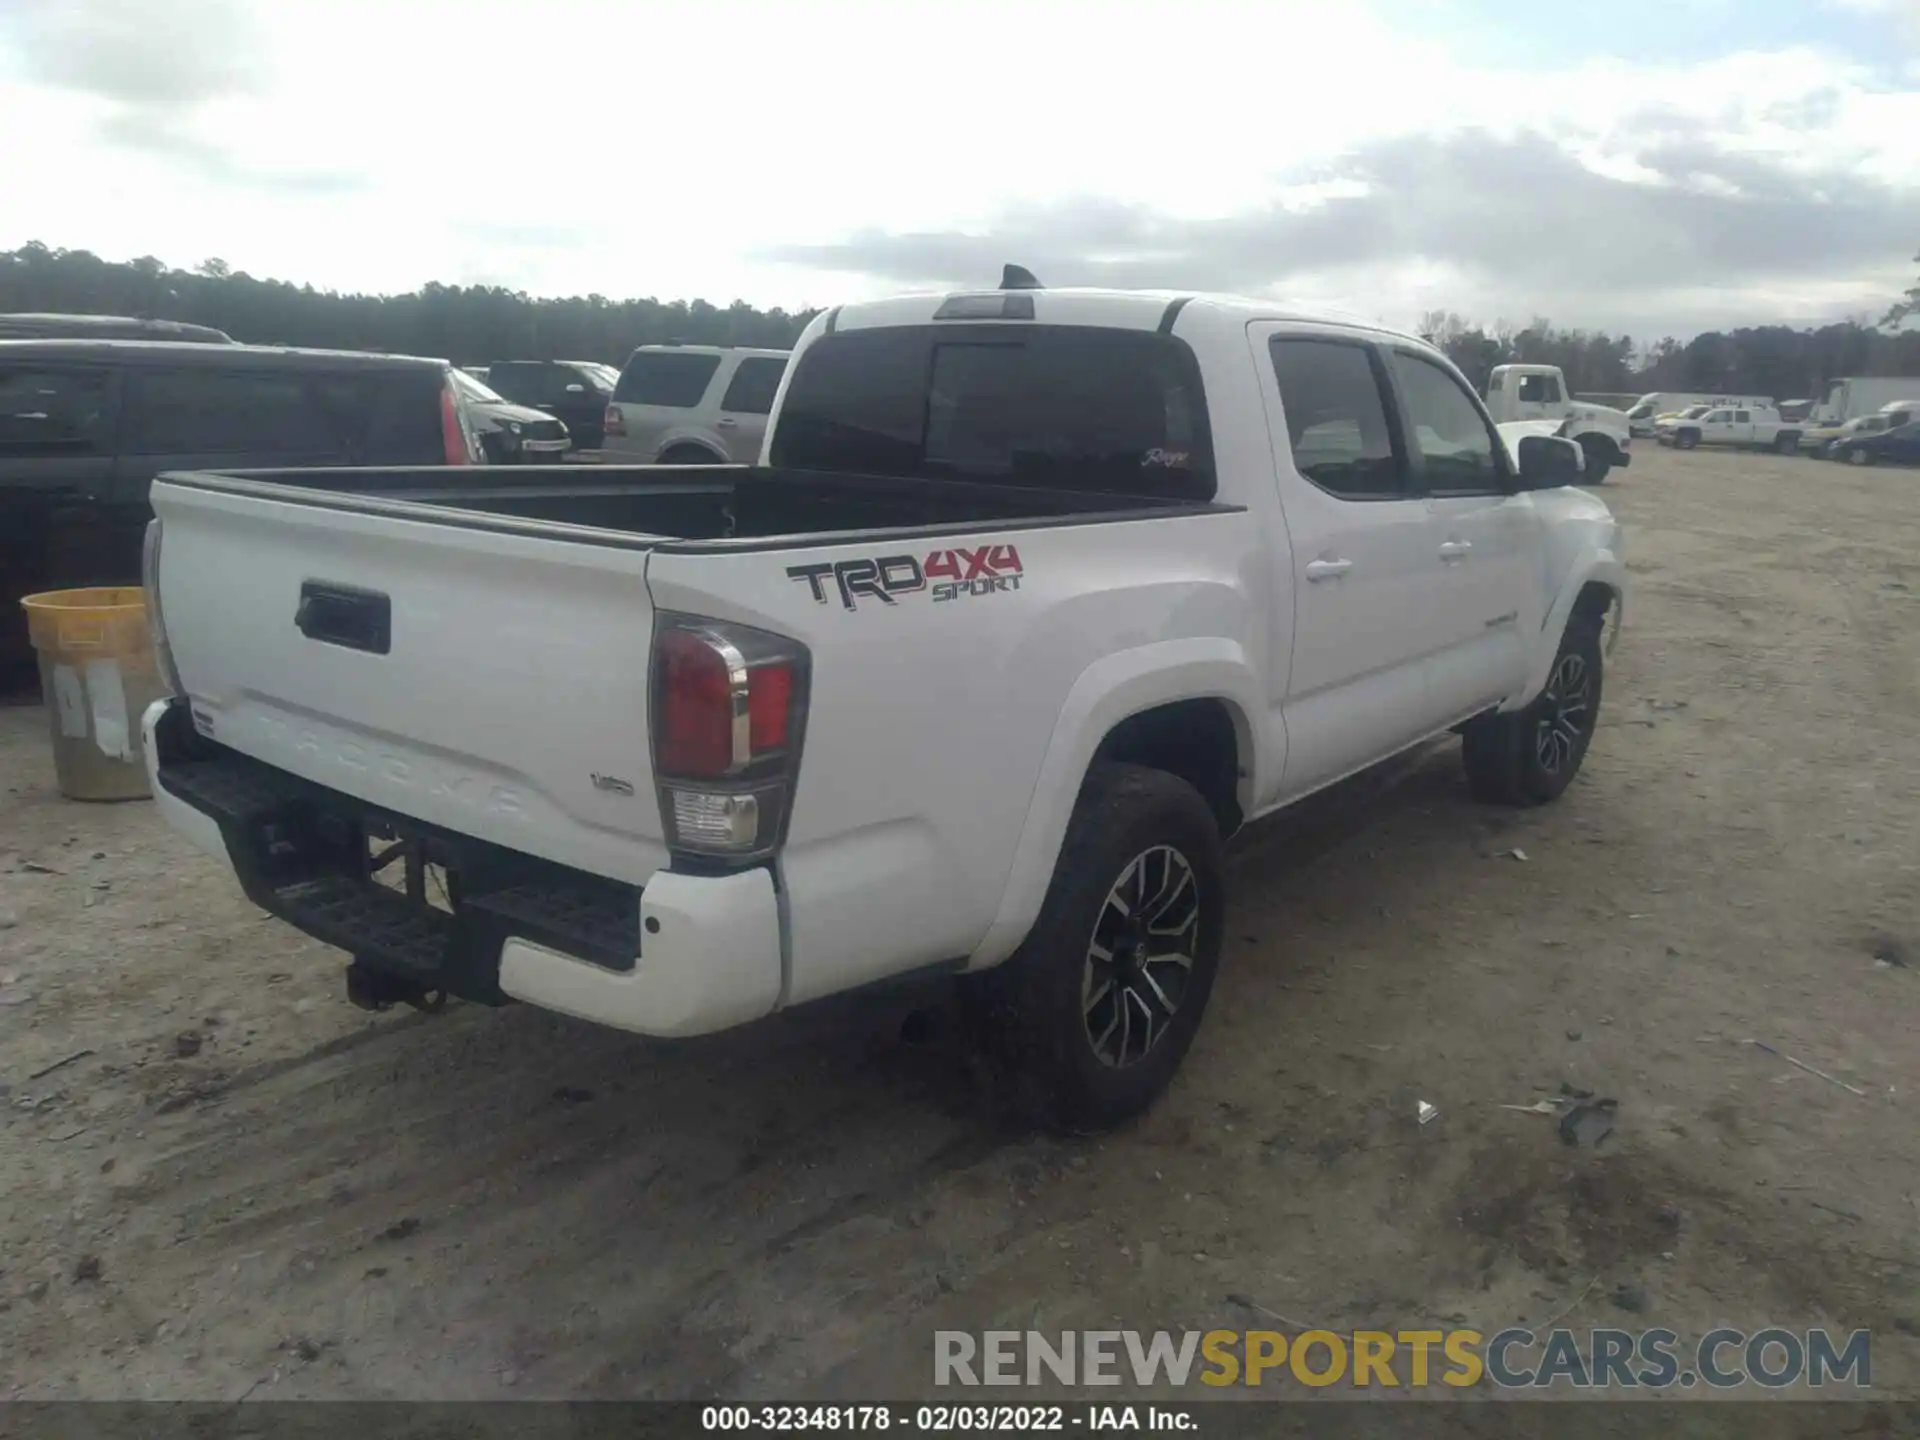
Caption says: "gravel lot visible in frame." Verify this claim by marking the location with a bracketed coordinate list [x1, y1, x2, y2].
[1, 443, 1916, 1407]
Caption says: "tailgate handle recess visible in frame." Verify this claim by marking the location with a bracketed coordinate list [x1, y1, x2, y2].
[296, 581, 392, 655]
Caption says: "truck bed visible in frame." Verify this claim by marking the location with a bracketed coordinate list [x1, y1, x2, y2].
[157, 462, 1229, 550]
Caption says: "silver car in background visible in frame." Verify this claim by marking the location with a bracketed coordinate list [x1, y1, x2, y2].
[601, 344, 789, 465]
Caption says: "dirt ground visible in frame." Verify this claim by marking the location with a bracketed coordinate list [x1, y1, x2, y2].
[1, 444, 1916, 1408]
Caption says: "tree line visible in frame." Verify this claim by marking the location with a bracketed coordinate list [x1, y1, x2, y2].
[4, 239, 1918, 401]
[0, 242, 818, 363]
[1418, 307, 1920, 404]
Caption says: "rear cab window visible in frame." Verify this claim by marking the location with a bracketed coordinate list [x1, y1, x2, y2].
[613, 351, 723, 408]
[770, 325, 1214, 500]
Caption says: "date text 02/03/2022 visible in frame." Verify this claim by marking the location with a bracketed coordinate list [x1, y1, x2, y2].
[701, 1403, 1189, 1431]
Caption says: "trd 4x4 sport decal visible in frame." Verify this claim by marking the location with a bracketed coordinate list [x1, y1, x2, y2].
[787, 545, 1024, 611]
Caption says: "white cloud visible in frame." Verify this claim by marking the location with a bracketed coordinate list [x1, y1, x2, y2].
[0, 0, 1916, 333]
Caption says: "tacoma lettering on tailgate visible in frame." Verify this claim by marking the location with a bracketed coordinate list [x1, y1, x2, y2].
[786, 545, 1024, 611]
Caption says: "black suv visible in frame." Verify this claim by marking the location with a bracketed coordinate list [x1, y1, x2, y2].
[1, 339, 483, 673]
[482, 359, 620, 449]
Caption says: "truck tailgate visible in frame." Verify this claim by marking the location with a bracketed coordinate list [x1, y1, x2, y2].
[150, 481, 670, 883]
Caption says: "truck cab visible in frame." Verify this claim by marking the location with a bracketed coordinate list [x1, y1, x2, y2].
[1483, 364, 1632, 484]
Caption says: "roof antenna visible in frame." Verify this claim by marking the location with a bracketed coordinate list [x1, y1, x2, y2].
[1000, 264, 1043, 291]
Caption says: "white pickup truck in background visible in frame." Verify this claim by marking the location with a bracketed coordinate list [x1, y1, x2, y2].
[1655, 403, 1804, 454]
[1622, 392, 1775, 438]
[139, 276, 1625, 1130]
[1482, 364, 1634, 484]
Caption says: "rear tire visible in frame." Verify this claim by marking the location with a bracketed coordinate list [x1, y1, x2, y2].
[966, 763, 1226, 1133]
[1774, 432, 1798, 455]
[1462, 612, 1605, 807]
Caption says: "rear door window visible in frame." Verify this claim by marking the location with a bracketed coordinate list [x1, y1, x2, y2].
[1267, 338, 1403, 499]
[613, 351, 722, 408]
[0, 364, 112, 455]
[771, 325, 1214, 499]
[310, 369, 446, 464]
[718, 356, 787, 415]
[124, 368, 346, 455]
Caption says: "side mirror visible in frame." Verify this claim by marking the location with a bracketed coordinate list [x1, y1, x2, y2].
[1516, 434, 1584, 489]
[564, 383, 586, 395]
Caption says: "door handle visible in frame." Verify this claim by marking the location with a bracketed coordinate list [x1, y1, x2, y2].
[1438, 540, 1472, 562]
[295, 581, 391, 655]
[1305, 558, 1352, 582]
[716, 417, 738, 428]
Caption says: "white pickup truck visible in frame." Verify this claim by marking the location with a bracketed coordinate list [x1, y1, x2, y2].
[1481, 364, 1634, 485]
[1654, 403, 1804, 454]
[139, 279, 1625, 1130]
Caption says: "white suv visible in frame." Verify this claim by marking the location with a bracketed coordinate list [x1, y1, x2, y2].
[601, 345, 790, 465]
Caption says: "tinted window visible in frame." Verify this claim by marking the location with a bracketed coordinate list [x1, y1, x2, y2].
[772, 326, 1213, 499]
[1268, 338, 1401, 499]
[1517, 373, 1562, 404]
[1734, 410, 1750, 423]
[561, 363, 615, 395]
[310, 369, 446, 465]
[485, 362, 545, 403]
[1390, 351, 1501, 494]
[613, 351, 722, 407]
[0, 365, 111, 455]
[718, 356, 787, 415]
[124, 368, 349, 456]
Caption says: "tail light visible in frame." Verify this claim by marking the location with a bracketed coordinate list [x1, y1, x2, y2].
[650, 613, 809, 864]
[604, 403, 626, 438]
[141, 519, 185, 696]
[440, 382, 475, 465]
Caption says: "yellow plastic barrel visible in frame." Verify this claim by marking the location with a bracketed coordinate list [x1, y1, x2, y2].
[19, 587, 170, 801]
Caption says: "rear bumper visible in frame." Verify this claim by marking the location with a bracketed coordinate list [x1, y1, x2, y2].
[141, 699, 781, 1037]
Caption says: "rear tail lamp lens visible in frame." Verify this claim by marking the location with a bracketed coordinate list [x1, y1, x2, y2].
[650, 613, 809, 863]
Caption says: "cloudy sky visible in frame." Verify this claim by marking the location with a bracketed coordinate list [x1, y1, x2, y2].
[2, 0, 1918, 339]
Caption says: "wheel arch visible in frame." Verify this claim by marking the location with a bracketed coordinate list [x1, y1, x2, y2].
[1512, 565, 1624, 710]
[1571, 428, 1626, 465]
[655, 438, 728, 464]
[966, 641, 1259, 971]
